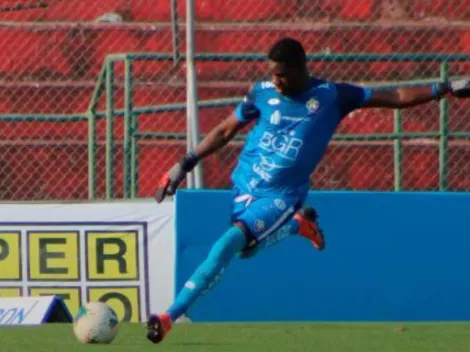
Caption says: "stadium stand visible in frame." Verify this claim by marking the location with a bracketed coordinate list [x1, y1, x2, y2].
[0, 0, 469, 199]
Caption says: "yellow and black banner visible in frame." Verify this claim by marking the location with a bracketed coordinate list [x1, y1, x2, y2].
[0, 223, 149, 323]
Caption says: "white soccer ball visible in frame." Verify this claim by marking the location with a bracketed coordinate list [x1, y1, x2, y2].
[73, 301, 119, 344]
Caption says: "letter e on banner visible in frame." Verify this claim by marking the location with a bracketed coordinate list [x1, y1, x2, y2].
[28, 232, 79, 281]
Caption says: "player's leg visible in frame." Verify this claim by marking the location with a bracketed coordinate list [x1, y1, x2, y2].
[237, 212, 297, 258]
[239, 206, 325, 259]
[232, 195, 304, 259]
[146, 194, 304, 344]
[146, 222, 248, 344]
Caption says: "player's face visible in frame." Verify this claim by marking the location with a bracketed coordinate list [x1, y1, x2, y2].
[268, 61, 304, 96]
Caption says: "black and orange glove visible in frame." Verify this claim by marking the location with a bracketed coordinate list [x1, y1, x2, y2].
[434, 79, 470, 98]
[155, 151, 200, 203]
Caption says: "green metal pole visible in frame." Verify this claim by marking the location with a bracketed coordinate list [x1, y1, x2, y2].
[130, 73, 138, 199]
[130, 127, 138, 198]
[393, 109, 403, 191]
[123, 59, 133, 198]
[106, 60, 115, 200]
[88, 64, 107, 114]
[87, 111, 97, 200]
[86, 66, 106, 200]
[135, 131, 443, 141]
[439, 62, 449, 191]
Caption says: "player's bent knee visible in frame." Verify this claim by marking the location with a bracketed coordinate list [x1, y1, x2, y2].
[238, 246, 259, 260]
[234, 221, 248, 234]
[234, 221, 257, 249]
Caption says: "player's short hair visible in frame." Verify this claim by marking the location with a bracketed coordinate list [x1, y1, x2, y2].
[268, 38, 306, 68]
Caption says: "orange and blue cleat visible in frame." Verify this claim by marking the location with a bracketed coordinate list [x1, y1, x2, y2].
[294, 207, 325, 250]
[146, 312, 172, 344]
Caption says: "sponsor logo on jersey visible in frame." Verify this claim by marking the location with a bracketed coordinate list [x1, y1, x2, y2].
[282, 115, 309, 122]
[253, 164, 272, 181]
[260, 155, 289, 171]
[268, 98, 280, 106]
[270, 111, 309, 124]
[270, 110, 281, 125]
[259, 131, 304, 161]
[261, 81, 275, 89]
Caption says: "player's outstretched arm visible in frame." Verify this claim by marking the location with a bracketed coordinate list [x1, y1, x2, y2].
[155, 114, 249, 203]
[364, 79, 470, 109]
[155, 84, 260, 203]
[193, 114, 247, 159]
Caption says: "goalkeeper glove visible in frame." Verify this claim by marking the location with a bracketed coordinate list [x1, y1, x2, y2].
[434, 79, 470, 98]
[155, 151, 200, 203]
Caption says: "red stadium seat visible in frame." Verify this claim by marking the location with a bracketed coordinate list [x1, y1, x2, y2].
[215, 0, 295, 22]
[2, 0, 469, 23]
[0, 0, 131, 22]
[0, 83, 92, 114]
[448, 145, 470, 190]
[0, 145, 90, 200]
[339, 0, 375, 21]
[302, 0, 375, 21]
[410, 0, 470, 21]
[130, 0, 219, 22]
[0, 23, 466, 82]
[129, 0, 173, 21]
[137, 141, 187, 196]
[403, 148, 439, 190]
[349, 146, 395, 190]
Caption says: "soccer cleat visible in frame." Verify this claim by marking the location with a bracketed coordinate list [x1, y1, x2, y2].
[294, 207, 325, 250]
[146, 312, 172, 344]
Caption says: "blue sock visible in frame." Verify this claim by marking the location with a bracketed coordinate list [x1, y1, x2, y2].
[167, 226, 247, 322]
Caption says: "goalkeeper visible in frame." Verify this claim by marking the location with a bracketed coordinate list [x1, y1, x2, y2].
[147, 38, 470, 343]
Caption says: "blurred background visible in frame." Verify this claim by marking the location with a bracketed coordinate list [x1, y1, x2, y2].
[0, 0, 469, 201]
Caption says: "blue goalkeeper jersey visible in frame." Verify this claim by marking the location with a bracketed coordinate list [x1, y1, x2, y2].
[231, 77, 372, 201]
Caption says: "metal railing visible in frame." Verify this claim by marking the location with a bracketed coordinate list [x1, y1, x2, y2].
[1, 53, 469, 199]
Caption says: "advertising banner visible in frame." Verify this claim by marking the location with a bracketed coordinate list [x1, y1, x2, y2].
[0, 296, 71, 325]
[0, 199, 175, 323]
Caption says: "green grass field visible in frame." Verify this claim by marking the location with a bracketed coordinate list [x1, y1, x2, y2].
[2, 322, 470, 352]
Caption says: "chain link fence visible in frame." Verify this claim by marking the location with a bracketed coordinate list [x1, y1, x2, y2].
[0, 1, 469, 200]
[194, 0, 470, 192]
[0, 0, 183, 200]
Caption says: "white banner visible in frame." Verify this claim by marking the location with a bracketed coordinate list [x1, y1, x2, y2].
[0, 296, 70, 325]
[0, 199, 175, 323]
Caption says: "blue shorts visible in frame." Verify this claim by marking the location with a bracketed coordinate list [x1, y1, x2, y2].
[230, 187, 302, 245]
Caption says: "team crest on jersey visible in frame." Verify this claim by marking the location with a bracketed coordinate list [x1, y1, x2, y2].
[306, 98, 319, 113]
[254, 220, 265, 232]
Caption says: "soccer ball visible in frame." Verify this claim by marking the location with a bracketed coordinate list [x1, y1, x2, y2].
[73, 301, 119, 344]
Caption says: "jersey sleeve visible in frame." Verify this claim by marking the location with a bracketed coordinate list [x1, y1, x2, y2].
[234, 84, 261, 123]
[336, 83, 373, 117]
